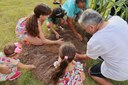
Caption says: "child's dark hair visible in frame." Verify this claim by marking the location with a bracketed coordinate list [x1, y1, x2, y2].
[26, 3, 51, 37]
[50, 8, 66, 24]
[51, 42, 76, 84]
[51, 8, 66, 19]
[75, 0, 85, 4]
[4, 43, 17, 57]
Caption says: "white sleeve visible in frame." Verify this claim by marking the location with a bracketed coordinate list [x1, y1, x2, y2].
[86, 39, 105, 59]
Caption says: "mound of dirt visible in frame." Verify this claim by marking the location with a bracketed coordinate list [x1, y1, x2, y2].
[20, 29, 88, 84]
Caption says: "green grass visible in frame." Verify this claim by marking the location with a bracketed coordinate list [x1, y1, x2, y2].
[0, 0, 128, 85]
[0, 71, 42, 85]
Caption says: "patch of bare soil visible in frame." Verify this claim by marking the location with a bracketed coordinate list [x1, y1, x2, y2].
[20, 28, 89, 84]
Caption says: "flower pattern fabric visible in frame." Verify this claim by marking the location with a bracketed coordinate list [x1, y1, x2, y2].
[0, 52, 20, 81]
[15, 17, 28, 41]
[58, 62, 84, 85]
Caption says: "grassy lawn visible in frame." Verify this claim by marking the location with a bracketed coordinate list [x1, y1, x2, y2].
[0, 0, 128, 85]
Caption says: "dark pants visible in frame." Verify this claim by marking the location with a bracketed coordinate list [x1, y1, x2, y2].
[90, 63, 106, 78]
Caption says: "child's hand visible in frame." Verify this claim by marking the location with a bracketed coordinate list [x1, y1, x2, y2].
[56, 33, 61, 39]
[53, 61, 60, 68]
[56, 38, 64, 45]
[28, 65, 36, 70]
[58, 26, 64, 31]
[38, 20, 42, 26]
[46, 22, 53, 28]
[0, 65, 12, 74]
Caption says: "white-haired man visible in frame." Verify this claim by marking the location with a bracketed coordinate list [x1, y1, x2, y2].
[77, 9, 128, 85]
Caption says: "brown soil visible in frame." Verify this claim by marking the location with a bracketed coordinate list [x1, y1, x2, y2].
[19, 29, 89, 84]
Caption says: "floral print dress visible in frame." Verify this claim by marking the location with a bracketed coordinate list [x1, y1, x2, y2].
[58, 62, 84, 85]
[15, 17, 28, 41]
[0, 52, 20, 81]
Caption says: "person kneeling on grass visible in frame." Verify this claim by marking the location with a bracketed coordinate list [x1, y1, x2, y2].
[51, 42, 85, 85]
[46, 8, 67, 39]
[76, 9, 128, 85]
[62, 0, 89, 41]
[16, 3, 63, 45]
[0, 42, 35, 81]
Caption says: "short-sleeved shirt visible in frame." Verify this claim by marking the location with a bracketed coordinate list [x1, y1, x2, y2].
[87, 16, 128, 81]
[0, 52, 20, 81]
[62, 0, 89, 18]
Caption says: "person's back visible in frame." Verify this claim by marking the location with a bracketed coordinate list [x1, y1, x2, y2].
[51, 42, 85, 85]
[62, 0, 79, 18]
[62, 0, 89, 18]
[58, 62, 84, 85]
[88, 16, 128, 81]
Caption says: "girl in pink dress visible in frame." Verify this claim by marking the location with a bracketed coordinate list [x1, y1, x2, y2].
[51, 42, 85, 85]
[0, 42, 35, 81]
[16, 4, 63, 45]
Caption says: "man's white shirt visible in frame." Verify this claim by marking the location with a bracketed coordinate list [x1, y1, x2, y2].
[87, 16, 128, 81]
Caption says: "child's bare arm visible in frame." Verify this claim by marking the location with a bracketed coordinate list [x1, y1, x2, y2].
[75, 53, 91, 61]
[17, 62, 36, 70]
[80, 71, 85, 81]
[50, 27, 61, 39]
[38, 22, 63, 45]
[47, 21, 61, 39]
[0, 64, 12, 74]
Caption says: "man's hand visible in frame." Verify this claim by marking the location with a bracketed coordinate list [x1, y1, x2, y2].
[75, 53, 91, 61]
[75, 53, 84, 60]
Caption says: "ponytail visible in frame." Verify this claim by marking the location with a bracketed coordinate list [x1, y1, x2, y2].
[26, 14, 39, 37]
[51, 59, 68, 85]
[26, 3, 51, 37]
[51, 42, 76, 85]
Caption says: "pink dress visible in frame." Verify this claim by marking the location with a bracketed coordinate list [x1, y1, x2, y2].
[15, 17, 28, 41]
[0, 52, 20, 81]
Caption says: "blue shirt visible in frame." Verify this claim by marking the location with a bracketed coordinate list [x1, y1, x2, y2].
[62, 0, 89, 18]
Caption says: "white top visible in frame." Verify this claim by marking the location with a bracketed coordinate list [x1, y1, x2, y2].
[87, 16, 128, 81]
